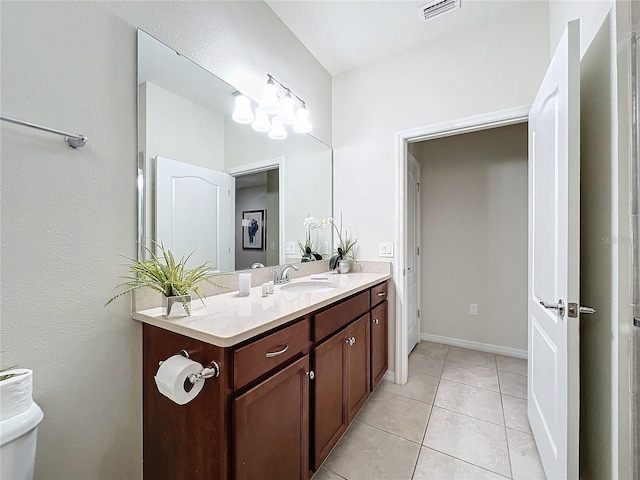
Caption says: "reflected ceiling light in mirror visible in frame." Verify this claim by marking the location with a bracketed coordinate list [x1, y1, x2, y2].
[268, 117, 287, 140]
[261, 77, 280, 114]
[293, 104, 312, 134]
[251, 107, 271, 132]
[232, 94, 254, 124]
[278, 90, 296, 125]
[233, 74, 311, 137]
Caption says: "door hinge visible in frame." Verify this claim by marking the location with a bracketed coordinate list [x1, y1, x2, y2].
[417, 182, 421, 192]
[417, 309, 420, 318]
[417, 246, 420, 256]
[228, 189, 231, 195]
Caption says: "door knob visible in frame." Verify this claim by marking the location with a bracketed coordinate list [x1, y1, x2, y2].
[540, 299, 565, 316]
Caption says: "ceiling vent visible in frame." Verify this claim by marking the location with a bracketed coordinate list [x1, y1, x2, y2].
[418, 0, 461, 22]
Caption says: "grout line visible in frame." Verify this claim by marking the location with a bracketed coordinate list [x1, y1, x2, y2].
[499, 372, 515, 479]
[418, 446, 512, 480]
[438, 376, 501, 394]
[354, 419, 425, 446]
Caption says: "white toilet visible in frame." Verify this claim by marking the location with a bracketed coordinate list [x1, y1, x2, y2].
[0, 401, 44, 480]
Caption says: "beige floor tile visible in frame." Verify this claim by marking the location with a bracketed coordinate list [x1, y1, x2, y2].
[499, 370, 527, 399]
[441, 360, 500, 392]
[357, 389, 432, 443]
[506, 428, 546, 479]
[312, 467, 346, 480]
[447, 346, 497, 369]
[413, 447, 509, 480]
[496, 355, 528, 376]
[412, 341, 449, 359]
[409, 353, 446, 377]
[502, 394, 532, 434]
[434, 379, 504, 425]
[423, 407, 511, 477]
[323, 421, 420, 480]
[378, 372, 439, 404]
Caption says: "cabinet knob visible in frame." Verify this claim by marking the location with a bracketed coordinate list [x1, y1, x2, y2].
[306, 371, 315, 380]
[345, 337, 356, 346]
[373, 318, 379, 325]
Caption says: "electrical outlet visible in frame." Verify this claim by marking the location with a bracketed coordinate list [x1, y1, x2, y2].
[285, 242, 296, 254]
[469, 303, 478, 316]
[321, 241, 330, 255]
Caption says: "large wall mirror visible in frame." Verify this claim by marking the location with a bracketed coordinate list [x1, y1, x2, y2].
[137, 29, 333, 273]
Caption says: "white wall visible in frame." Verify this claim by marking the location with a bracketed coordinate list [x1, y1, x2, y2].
[415, 124, 528, 351]
[548, 2, 634, 478]
[333, 1, 550, 370]
[0, 2, 331, 478]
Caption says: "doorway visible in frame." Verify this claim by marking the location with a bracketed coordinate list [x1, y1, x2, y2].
[394, 106, 530, 385]
[227, 158, 286, 270]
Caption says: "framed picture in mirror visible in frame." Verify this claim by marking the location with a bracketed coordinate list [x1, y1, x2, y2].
[242, 210, 265, 250]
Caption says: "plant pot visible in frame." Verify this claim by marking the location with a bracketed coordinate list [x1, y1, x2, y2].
[163, 294, 191, 318]
[336, 259, 351, 274]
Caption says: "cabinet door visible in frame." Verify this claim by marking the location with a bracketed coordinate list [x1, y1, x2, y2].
[370, 301, 388, 390]
[234, 355, 310, 480]
[313, 331, 347, 470]
[346, 314, 371, 423]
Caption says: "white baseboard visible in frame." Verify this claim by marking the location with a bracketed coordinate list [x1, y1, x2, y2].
[421, 333, 527, 359]
[382, 370, 395, 383]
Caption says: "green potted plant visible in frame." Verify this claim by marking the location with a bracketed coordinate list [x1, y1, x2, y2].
[329, 213, 357, 273]
[105, 242, 224, 317]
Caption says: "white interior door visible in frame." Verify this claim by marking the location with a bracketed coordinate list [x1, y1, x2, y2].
[156, 156, 235, 272]
[407, 153, 421, 354]
[528, 20, 580, 480]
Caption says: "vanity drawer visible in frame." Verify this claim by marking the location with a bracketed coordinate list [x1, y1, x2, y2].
[370, 281, 388, 307]
[314, 291, 369, 341]
[233, 318, 311, 390]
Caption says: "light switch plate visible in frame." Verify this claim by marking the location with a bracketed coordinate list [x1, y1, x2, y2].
[285, 242, 296, 254]
[379, 242, 394, 258]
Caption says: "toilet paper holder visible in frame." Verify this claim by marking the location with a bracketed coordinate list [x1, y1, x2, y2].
[159, 349, 220, 385]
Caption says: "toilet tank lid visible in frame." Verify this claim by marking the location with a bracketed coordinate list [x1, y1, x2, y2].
[0, 402, 43, 447]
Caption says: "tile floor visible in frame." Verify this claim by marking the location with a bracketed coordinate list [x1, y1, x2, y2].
[313, 342, 546, 480]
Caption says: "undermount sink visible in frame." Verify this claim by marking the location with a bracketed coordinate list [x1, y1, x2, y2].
[280, 281, 339, 294]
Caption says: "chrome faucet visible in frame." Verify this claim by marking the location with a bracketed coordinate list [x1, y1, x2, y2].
[250, 263, 265, 269]
[270, 264, 300, 285]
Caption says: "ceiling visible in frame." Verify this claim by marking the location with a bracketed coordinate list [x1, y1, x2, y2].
[265, 0, 531, 76]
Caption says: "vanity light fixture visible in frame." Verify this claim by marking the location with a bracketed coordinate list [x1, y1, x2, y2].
[232, 74, 312, 139]
[231, 94, 254, 124]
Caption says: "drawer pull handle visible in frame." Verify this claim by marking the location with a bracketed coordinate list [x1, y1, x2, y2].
[266, 344, 289, 358]
[377, 292, 386, 297]
[373, 318, 379, 325]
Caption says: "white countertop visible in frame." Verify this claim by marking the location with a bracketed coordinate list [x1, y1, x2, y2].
[132, 271, 391, 347]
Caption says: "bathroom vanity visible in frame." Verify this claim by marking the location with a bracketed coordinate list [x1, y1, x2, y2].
[133, 272, 390, 480]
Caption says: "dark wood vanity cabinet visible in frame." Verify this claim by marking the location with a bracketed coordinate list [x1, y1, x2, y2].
[370, 300, 388, 390]
[142, 280, 388, 480]
[233, 355, 310, 480]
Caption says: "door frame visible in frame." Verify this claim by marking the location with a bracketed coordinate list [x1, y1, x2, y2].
[226, 158, 286, 266]
[394, 105, 531, 384]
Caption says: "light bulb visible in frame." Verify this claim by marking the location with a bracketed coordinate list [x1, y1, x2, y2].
[260, 78, 280, 114]
[232, 95, 254, 124]
[251, 107, 271, 132]
[268, 117, 287, 140]
[278, 91, 296, 125]
[293, 105, 312, 133]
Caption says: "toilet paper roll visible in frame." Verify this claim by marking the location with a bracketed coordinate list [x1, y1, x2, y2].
[154, 355, 205, 405]
[0, 369, 33, 421]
